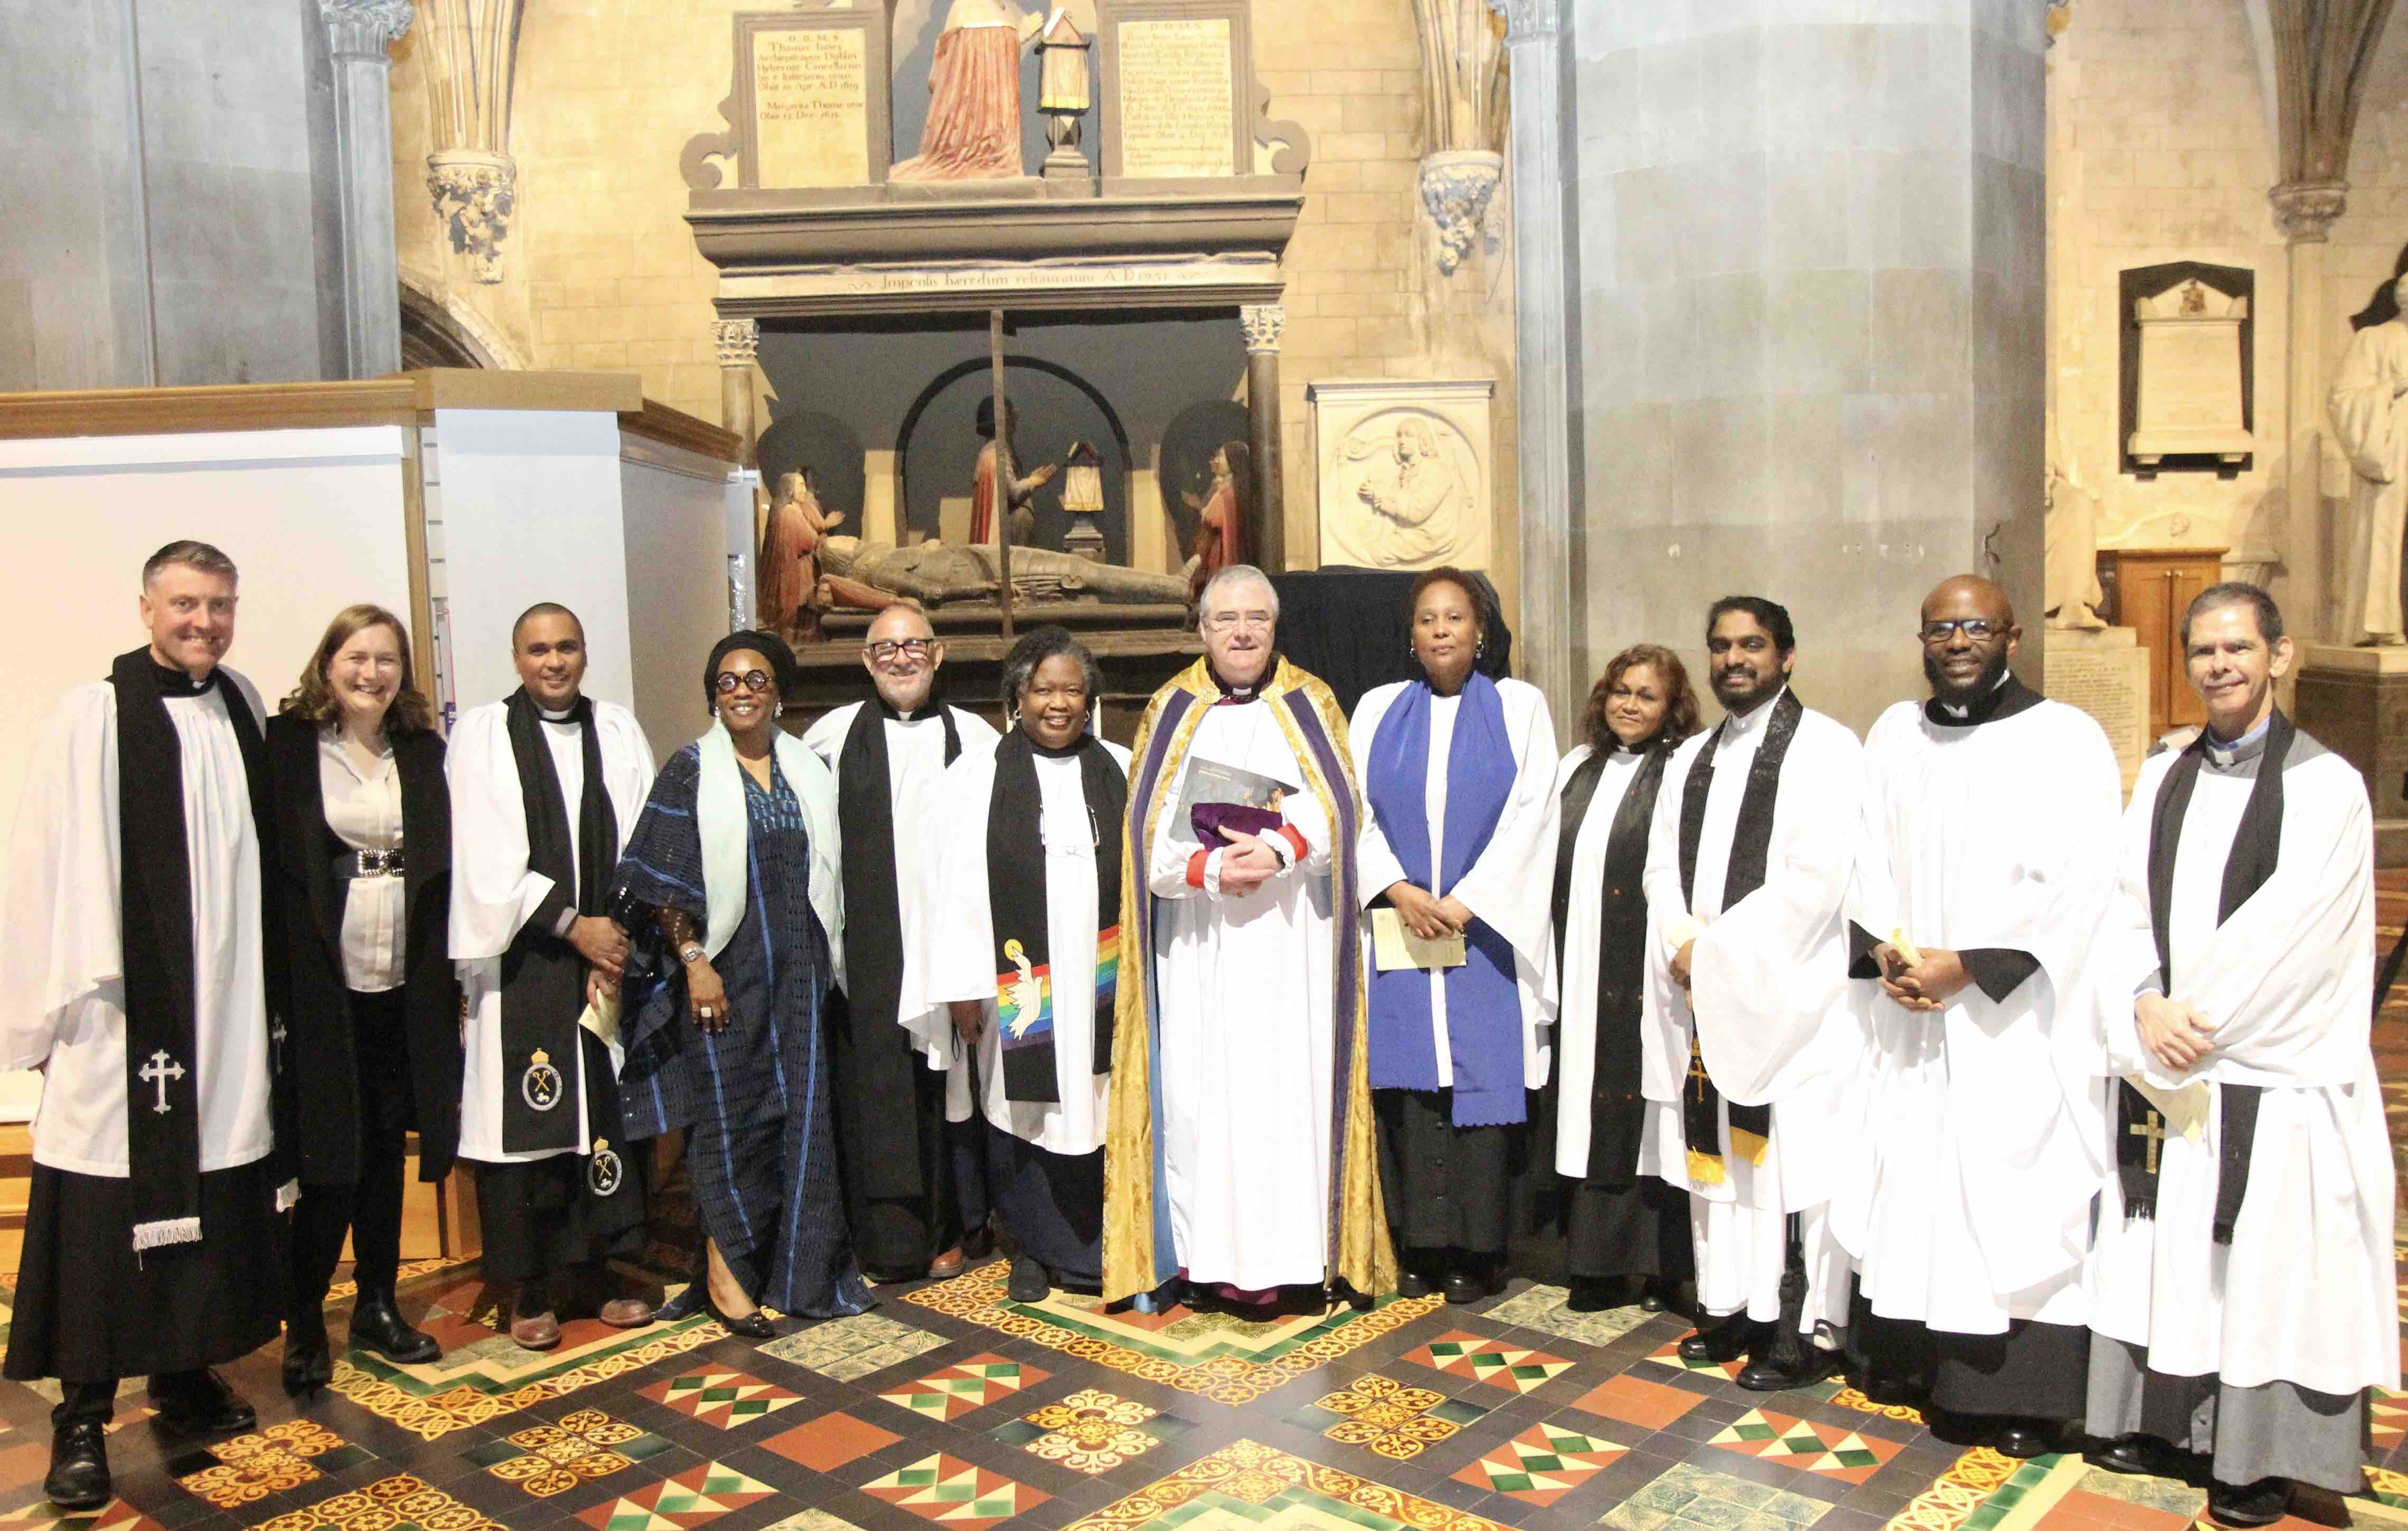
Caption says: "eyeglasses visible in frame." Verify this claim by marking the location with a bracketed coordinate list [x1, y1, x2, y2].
[1918, 619, 2001, 644]
[714, 670, 774, 694]
[1204, 611, 1275, 633]
[866, 638, 935, 662]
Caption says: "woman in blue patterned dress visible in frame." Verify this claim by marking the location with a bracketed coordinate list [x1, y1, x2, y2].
[608, 631, 872, 1330]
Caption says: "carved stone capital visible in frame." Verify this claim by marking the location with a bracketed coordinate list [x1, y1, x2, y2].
[1239, 304, 1285, 354]
[2270, 180, 2348, 243]
[714, 318, 761, 367]
[321, 0, 414, 57]
[1482, 0, 1558, 43]
[1419, 151, 1503, 277]
[426, 151, 514, 284]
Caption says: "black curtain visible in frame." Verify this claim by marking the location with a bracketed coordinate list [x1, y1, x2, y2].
[1266, 568, 1515, 719]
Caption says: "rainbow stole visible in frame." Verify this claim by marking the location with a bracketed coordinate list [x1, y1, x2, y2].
[996, 924, 1121, 1038]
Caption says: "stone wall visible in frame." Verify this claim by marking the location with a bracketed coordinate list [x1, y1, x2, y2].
[1, 0, 345, 390]
[385, 0, 1515, 611]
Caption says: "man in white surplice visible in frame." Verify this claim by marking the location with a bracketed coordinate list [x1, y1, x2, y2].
[1641, 596, 1864, 1392]
[2079, 583, 2395, 1528]
[1841, 576, 2120, 1462]
[451, 604, 657, 1349]
[1, 542, 285, 1512]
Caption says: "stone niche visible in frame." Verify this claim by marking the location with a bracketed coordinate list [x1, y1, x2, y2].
[1307, 379, 1494, 572]
[2120, 261, 2255, 481]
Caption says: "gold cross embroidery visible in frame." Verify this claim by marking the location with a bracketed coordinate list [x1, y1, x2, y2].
[2128, 1110, 2166, 1175]
[1688, 1041, 1711, 1105]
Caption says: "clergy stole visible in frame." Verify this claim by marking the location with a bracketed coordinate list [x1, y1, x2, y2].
[2119, 712, 2292, 1241]
[1551, 740, 1673, 1182]
[110, 649, 277, 1250]
[836, 696, 961, 1198]
[1674, 689, 1807, 1183]
[989, 731, 1126, 1103]
[500, 690, 620, 1154]
[1364, 674, 1525, 1126]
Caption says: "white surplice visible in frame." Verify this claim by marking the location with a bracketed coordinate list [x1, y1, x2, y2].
[916, 737, 1129, 1155]
[0, 672, 274, 1178]
[1840, 691, 2121, 1336]
[2082, 727, 2397, 1396]
[1551, 742, 1646, 1176]
[448, 698, 655, 1164]
[805, 700, 1000, 1121]
[1148, 701, 1338, 1291]
[1347, 679, 1560, 1094]
[1637, 688, 1864, 1329]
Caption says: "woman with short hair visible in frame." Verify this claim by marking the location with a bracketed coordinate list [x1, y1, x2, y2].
[611, 631, 871, 1332]
[916, 625, 1128, 1304]
[267, 604, 460, 1393]
[1550, 644, 1703, 1312]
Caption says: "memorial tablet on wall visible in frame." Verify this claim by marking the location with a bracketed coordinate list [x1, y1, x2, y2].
[735, 12, 891, 189]
[1099, 1, 1254, 180]
[2119, 260, 2255, 480]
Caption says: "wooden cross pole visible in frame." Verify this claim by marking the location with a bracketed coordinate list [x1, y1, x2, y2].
[990, 307, 1015, 641]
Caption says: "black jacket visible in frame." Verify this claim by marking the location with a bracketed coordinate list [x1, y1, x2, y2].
[264, 712, 462, 1183]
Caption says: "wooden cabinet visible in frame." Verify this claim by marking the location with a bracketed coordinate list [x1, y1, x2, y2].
[2097, 546, 2228, 738]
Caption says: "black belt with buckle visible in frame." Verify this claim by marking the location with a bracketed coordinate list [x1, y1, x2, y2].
[331, 847, 405, 881]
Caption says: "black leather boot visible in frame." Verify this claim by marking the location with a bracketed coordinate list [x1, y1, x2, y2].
[151, 1369, 257, 1436]
[44, 1422, 108, 1510]
[284, 1321, 335, 1397]
[350, 1288, 441, 1365]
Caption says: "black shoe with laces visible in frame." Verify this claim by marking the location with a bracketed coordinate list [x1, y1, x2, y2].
[351, 1289, 441, 1365]
[2207, 1477, 2290, 1528]
[44, 1422, 108, 1510]
[1678, 1312, 1760, 1364]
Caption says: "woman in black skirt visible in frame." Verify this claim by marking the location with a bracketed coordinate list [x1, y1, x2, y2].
[267, 604, 461, 1393]
[1549, 644, 1701, 1312]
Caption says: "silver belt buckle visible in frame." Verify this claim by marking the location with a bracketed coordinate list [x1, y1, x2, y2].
[355, 849, 394, 877]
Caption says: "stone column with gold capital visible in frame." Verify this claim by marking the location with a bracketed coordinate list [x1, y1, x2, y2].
[2273, 179, 2346, 639]
[715, 317, 761, 465]
[1241, 303, 1287, 571]
[320, 0, 414, 378]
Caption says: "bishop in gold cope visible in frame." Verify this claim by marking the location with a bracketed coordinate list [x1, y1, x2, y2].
[2077, 583, 2395, 1528]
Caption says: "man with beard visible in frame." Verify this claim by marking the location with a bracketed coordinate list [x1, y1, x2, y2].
[1839, 576, 2121, 1458]
[803, 602, 999, 1284]
[1640, 596, 1864, 1390]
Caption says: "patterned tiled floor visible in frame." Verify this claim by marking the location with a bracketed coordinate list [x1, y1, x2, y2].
[0, 876, 2395, 1531]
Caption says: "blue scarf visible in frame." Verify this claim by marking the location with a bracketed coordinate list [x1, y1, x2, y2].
[1363, 672, 1524, 1126]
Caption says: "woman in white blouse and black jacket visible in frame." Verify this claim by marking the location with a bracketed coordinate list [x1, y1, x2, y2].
[266, 606, 461, 1395]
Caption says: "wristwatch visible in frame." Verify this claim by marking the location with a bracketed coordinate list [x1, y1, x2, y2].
[678, 942, 707, 966]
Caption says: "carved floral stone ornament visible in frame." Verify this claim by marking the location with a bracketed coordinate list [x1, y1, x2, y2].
[2270, 180, 2348, 242]
[1239, 304, 1286, 354]
[427, 150, 514, 284]
[320, 0, 414, 53]
[1419, 149, 1502, 276]
[714, 317, 761, 367]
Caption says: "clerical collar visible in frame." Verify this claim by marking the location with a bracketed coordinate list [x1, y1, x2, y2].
[1720, 685, 1785, 737]
[538, 702, 579, 723]
[1209, 652, 1281, 704]
[1025, 730, 1090, 759]
[1928, 672, 2038, 728]
[2203, 712, 2274, 769]
[876, 692, 946, 724]
[149, 658, 217, 697]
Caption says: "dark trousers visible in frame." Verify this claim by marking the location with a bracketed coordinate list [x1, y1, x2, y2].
[55, 1373, 211, 1430]
[288, 1125, 408, 1314]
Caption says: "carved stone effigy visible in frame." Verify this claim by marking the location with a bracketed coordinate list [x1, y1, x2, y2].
[819, 536, 1190, 607]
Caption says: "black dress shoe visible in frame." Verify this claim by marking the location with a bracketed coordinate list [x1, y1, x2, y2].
[44, 1422, 108, 1511]
[1679, 1312, 1760, 1364]
[1564, 1278, 1614, 1313]
[1395, 1269, 1436, 1299]
[151, 1369, 256, 1436]
[1993, 1420, 2057, 1460]
[1637, 1286, 1668, 1313]
[704, 1293, 776, 1340]
[351, 1290, 441, 1365]
[283, 1324, 335, 1397]
[2208, 1477, 2291, 1528]
[2084, 1434, 2159, 1477]
[1007, 1255, 1051, 1304]
[1441, 1272, 1484, 1306]
[1736, 1342, 1842, 1393]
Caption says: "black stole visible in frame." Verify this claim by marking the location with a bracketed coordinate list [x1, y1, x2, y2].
[2117, 710, 2292, 1241]
[111, 649, 275, 1249]
[833, 695, 962, 1199]
[988, 730, 1126, 1103]
[1550, 738, 1675, 1183]
[500, 689, 619, 1154]
[1674, 688, 1806, 1181]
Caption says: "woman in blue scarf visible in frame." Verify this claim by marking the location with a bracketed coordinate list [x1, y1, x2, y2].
[608, 631, 872, 1331]
[1349, 569, 1561, 1304]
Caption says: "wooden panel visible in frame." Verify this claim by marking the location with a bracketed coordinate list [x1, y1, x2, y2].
[620, 399, 744, 465]
[399, 368, 644, 415]
[2097, 547, 2228, 738]
[0, 379, 418, 441]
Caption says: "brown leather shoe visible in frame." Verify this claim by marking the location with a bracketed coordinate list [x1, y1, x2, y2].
[509, 1310, 561, 1350]
[929, 1247, 966, 1280]
[597, 1297, 654, 1329]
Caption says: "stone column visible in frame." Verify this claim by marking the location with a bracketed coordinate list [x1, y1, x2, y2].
[2272, 181, 2346, 640]
[1570, 4, 2047, 729]
[1488, 0, 1576, 735]
[320, 0, 414, 379]
[715, 317, 761, 464]
[1241, 303, 1287, 571]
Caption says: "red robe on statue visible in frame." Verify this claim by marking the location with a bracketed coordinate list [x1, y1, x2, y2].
[893, 22, 1025, 182]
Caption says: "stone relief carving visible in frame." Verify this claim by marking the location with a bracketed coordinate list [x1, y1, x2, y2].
[714, 318, 762, 367]
[419, 0, 522, 280]
[1238, 303, 1285, 353]
[1419, 151, 1501, 276]
[1309, 378, 1496, 572]
[320, 0, 414, 52]
[427, 153, 514, 284]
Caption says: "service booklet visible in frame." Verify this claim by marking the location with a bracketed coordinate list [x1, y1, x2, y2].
[1371, 907, 1467, 971]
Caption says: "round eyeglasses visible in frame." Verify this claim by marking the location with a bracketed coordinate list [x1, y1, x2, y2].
[714, 669, 775, 694]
